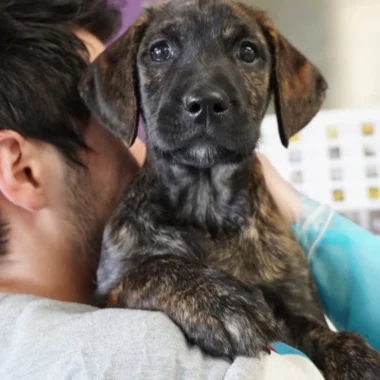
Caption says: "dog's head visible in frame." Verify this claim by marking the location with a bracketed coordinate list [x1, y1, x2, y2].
[80, 0, 327, 169]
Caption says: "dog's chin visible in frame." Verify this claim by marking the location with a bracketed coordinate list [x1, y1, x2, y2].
[155, 141, 251, 170]
[174, 144, 221, 169]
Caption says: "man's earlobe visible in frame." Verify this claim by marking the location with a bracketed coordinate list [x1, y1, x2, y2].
[0, 131, 46, 212]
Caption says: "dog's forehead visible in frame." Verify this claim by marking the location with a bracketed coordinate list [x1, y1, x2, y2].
[144, 0, 266, 43]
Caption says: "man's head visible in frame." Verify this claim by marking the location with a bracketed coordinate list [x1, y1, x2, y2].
[0, 0, 141, 301]
[81, 0, 327, 170]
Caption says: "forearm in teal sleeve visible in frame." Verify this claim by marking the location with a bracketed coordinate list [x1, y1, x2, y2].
[292, 194, 380, 350]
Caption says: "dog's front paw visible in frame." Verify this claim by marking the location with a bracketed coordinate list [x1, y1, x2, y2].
[322, 332, 380, 380]
[113, 255, 280, 359]
[166, 268, 280, 359]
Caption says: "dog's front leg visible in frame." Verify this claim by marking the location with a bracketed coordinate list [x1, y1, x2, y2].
[291, 316, 380, 380]
[263, 285, 380, 380]
[105, 254, 281, 359]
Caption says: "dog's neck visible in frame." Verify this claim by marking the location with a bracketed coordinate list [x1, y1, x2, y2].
[148, 151, 255, 236]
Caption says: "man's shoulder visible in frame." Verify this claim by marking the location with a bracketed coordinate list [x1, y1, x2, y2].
[0, 292, 178, 332]
[0, 293, 323, 380]
[0, 293, 194, 380]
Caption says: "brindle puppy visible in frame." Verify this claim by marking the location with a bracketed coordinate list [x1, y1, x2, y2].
[80, 0, 380, 378]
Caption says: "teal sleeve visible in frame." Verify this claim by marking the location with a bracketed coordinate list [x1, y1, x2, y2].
[271, 342, 309, 359]
[292, 194, 380, 350]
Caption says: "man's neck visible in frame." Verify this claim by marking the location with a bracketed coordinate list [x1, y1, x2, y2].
[0, 255, 95, 304]
[0, 207, 97, 304]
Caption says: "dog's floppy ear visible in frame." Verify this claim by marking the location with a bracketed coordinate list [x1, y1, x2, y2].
[257, 13, 328, 147]
[79, 10, 152, 146]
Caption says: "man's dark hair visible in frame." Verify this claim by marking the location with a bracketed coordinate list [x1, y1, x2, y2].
[0, 0, 123, 164]
[0, 0, 124, 254]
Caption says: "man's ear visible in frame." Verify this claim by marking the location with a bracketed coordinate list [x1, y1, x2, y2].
[0, 131, 46, 212]
[79, 9, 153, 147]
[256, 11, 328, 147]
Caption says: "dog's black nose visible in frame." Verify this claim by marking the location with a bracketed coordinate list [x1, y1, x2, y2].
[184, 89, 229, 121]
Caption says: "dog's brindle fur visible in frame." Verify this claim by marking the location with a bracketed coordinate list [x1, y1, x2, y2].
[80, 0, 380, 378]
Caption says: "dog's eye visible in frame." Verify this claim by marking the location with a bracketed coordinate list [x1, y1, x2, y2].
[150, 41, 173, 62]
[239, 42, 258, 63]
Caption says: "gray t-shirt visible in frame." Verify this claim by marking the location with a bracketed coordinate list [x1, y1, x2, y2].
[0, 293, 323, 380]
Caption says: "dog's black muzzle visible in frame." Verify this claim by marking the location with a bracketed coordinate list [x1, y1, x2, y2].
[152, 70, 259, 169]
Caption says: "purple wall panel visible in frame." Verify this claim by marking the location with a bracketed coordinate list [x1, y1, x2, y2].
[118, 1, 143, 38]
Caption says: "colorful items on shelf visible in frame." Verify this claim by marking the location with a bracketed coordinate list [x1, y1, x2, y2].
[259, 109, 380, 234]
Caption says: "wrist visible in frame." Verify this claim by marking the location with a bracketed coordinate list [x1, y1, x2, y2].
[257, 152, 302, 225]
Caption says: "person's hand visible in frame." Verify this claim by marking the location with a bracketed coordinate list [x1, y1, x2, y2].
[257, 153, 302, 225]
